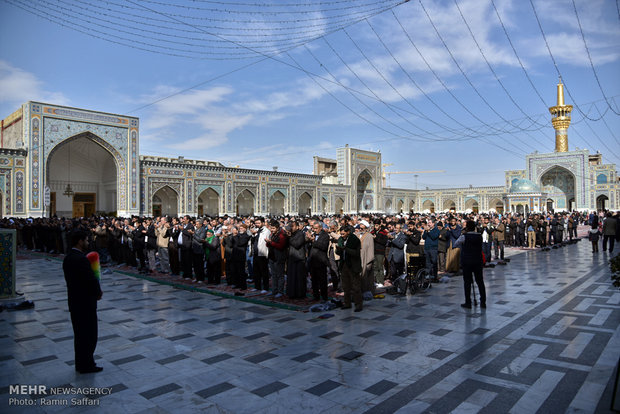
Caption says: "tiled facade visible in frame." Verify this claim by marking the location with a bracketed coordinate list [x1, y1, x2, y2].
[0, 100, 617, 218]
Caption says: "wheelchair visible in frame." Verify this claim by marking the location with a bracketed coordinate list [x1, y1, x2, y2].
[404, 254, 432, 295]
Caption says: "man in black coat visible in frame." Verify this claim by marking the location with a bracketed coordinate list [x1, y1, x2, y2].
[178, 215, 195, 279]
[455, 220, 486, 309]
[307, 221, 330, 301]
[336, 225, 363, 312]
[63, 230, 103, 374]
[232, 224, 251, 290]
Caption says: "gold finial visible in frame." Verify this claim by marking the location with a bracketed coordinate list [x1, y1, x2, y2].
[557, 76, 564, 106]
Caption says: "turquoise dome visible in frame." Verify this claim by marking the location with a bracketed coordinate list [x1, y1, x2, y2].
[510, 179, 540, 193]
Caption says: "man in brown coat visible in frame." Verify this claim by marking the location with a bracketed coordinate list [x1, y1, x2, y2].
[492, 218, 505, 260]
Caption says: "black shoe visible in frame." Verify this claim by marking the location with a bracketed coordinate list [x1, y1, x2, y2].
[77, 366, 103, 374]
[480, 303, 486, 309]
[461, 303, 472, 309]
[354, 307, 363, 312]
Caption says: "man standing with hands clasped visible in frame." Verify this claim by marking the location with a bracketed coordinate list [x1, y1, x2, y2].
[455, 220, 486, 309]
[63, 230, 103, 374]
[337, 225, 363, 312]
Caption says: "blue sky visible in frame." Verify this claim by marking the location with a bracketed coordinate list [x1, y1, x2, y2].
[1, 0, 619, 189]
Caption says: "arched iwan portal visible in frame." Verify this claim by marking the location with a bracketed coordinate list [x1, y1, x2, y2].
[48, 136, 117, 217]
[236, 189, 255, 216]
[298, 192, 312, 215]
[422, 200, 434, 213]
[540, 166, 576, 211]
[198, 188, 219, 217]
[152, 186, 178, 217]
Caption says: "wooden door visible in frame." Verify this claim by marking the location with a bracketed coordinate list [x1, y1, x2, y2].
[73, 202, 85, 218]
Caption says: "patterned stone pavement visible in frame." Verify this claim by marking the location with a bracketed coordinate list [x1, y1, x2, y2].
[1, 239, 618, 413]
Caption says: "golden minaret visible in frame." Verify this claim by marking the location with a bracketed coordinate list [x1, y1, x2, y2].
[548, 78, 572, 152]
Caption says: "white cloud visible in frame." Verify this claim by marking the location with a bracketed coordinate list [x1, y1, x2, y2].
[0, 60, 69, 106]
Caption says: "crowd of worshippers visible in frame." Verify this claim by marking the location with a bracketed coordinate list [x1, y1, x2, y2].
[0, 210, 612, 306]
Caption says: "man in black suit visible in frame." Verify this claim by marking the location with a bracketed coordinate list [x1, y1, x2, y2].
[63, 230, 103, 374]
[455, 220, 486, 309]
[178, 215, 195, 279]
[307, 221, 330, 302]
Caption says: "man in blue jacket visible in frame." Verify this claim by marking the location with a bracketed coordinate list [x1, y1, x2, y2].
[422, 220, 440, 281]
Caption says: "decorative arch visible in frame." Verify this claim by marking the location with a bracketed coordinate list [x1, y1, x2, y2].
[596, 194, 609, 210]
[465, 198, 479, 213]
[235, 187, 256, 198]
[236, 189, 255, 216]
[539, 165, 576, 211]
[321, 196, 328, 213]
[397, 199, 404, 212]
[422, 199, 435, 213]
[409, 200, 415, 211]
[489, 198, 504, 214]
[152, 185, 179, 217]
[298, 191, 312, 215]
[357, 169, 374, 211]
[269, 190, 286, 216]
[335, 196, 344, 214]
[443, 199, 456, 212]
[45, 132, 126, 211]
[197, 187, 220, 216]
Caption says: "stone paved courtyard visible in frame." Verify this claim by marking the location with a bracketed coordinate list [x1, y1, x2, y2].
[1, 239, 618, 413]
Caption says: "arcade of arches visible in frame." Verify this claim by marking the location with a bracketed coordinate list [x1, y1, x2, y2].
[47, 136, 117, 218]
